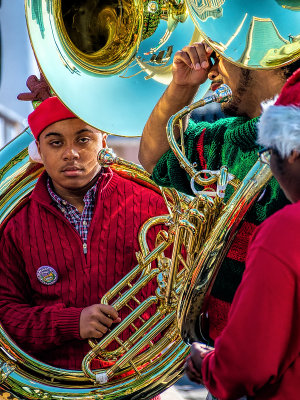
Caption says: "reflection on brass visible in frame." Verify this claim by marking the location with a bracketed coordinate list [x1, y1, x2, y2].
[186, 0, 300, 68]
[275, 0, 300, 10]
[239, 17, 288, 66]
[26, 0, 198, 137]
[49, 0, 191, 74]
[56, 0, 140, 73]
[189, 0, 224, 21]
[261, 37, 300, 67]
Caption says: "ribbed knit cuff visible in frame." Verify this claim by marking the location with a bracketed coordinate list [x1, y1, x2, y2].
[151, 149, 174, 187]
[55, 307, 83, 341]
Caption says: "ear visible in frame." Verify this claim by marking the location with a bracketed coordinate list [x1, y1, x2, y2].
[28, 140, 43, 164]
[36, 140, 41, 154]
[287, 150, 300, 164]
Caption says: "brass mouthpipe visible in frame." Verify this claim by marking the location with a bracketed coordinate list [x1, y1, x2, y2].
[166, 84, 233, 186]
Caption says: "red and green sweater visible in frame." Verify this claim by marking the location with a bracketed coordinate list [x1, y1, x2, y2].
[152, 116, 289, 341]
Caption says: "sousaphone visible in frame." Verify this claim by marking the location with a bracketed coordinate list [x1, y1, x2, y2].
[1, 1, 300, 399]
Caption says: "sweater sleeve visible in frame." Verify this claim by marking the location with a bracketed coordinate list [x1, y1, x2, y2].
[201, 224, 297, 399]
[151, 119, 211, 195]
[0, 220, 83, 353]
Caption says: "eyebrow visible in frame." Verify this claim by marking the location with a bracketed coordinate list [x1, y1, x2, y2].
[44, 128, 95, 138]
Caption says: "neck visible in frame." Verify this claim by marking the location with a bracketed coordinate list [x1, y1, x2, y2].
[52, 173, 99, 213]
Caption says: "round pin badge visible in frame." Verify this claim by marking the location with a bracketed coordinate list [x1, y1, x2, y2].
[36, 266, 58, 285]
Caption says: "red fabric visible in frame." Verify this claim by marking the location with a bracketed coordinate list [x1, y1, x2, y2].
[201, 201, 300, 399]
[28, 96, 76, 139]
[206, 222, 257, 341]
[196, 128, 207, 170]
[226, 221, 257, 262]
[0, 169, 168, 372]
[205, 297, 231, 341]
[274, 67, 300, 107]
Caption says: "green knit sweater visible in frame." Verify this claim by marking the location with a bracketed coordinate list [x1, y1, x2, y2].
[152, 116, 289, 339]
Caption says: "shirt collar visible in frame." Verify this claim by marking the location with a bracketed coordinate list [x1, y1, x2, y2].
[47, 177, 97, 210]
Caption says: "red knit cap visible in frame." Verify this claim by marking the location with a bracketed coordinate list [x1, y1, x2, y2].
[28, 97, 77, 139]
[257, 67, 300, 158]
[274, 67, 300, 107]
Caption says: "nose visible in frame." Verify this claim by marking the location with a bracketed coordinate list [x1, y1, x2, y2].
[62, 145, 80, 160]
[208, 63, 220, 81]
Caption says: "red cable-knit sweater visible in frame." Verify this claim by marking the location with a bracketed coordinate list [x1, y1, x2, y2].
[0, 168, 168, 376]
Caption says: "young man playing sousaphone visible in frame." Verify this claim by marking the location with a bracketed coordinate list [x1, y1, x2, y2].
[139, 40, 300, 348]
[0, 76, 166, 400]
[185, 67, 300, 400]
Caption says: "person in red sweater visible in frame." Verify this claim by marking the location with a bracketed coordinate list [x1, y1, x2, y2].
[0, 92, 167, 400]
[185, 68, 300, 399]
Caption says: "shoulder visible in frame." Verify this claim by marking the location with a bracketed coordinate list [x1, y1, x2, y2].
[0, 196, 32, 237]
[250, 201, 300, 263]
[187, 117, 239, 143]
[115, 171, 166, 200]
[255, 201, 298, 236]
[114, 171, 168, 213]
[112, 169, 167, 200]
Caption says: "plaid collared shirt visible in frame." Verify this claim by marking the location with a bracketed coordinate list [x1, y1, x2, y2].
[47, 178, 97, 254]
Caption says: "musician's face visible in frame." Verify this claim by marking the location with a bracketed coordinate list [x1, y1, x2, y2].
[37, 118, 107, 193]
[208, 56, 253, 117]
[208, 55, 284, 119]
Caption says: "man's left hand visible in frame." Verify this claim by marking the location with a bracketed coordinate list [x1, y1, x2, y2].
[185, 342, 214, 384]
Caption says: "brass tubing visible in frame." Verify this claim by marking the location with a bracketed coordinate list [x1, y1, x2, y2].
[101, 239, 171, 305]
[165, 220, 196, 306]
[166, 85, 232, 185]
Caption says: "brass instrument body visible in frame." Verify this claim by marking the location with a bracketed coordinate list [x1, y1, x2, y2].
[185, 0, 300, 69]
[177, 159, 272, 343]
[0, 126, 232, 399]
[25, 0, 205, 138]
[0, 134, 197, 399]
[166, 84, 273, 342]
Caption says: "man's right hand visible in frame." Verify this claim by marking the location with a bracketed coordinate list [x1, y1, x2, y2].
[139, 41, 214, 174]
[80, 304, 121, 339]
[172, 42, 214, 87]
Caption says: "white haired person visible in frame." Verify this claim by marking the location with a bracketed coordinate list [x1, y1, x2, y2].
[185, 67, 300, 400]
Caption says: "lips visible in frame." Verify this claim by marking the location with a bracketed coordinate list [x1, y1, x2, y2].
[62, 166, 81, 172]
[61, 165, 83, 176]
[211, 82, 223, 92]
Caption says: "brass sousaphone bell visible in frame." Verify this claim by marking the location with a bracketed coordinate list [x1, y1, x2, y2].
[25, 0, 205, 137]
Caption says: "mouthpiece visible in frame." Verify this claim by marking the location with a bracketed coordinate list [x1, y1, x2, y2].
[213, 84, 233, 104]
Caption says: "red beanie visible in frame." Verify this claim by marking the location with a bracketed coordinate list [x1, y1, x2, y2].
[28, 97, 77, 139]
[274, 67, 300, 107]
[257, 67, 300, 158]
